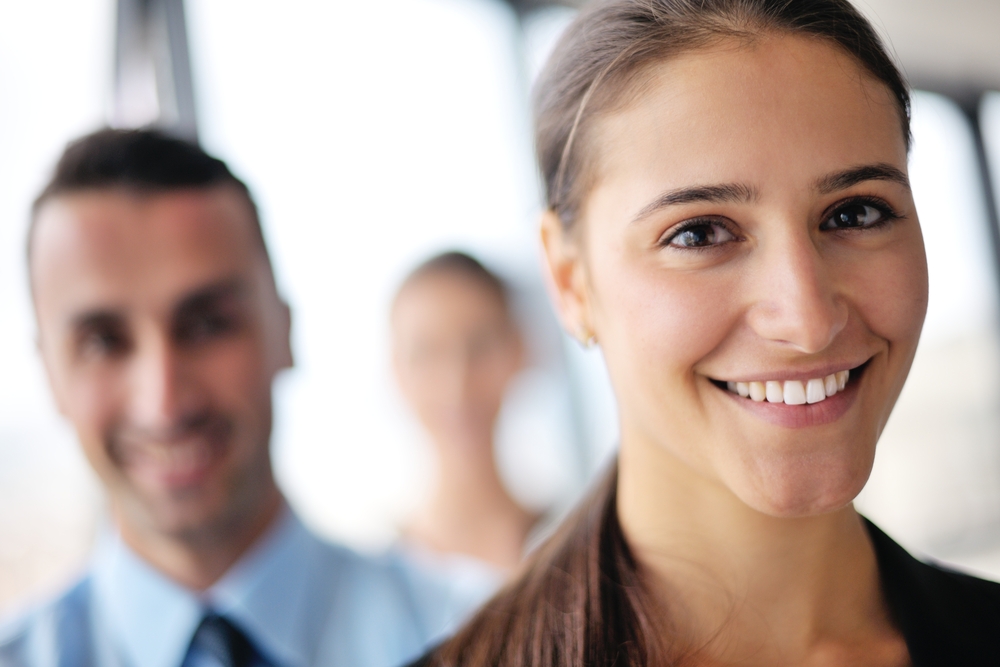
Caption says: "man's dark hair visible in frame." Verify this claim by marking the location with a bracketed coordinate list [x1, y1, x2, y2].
[28, 128, 271, 272]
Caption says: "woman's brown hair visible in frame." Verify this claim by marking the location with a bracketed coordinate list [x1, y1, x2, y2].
[421, 1, 910, 665]
[538, 0, 911, 228]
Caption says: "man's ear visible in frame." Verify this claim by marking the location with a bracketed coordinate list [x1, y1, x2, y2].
[540, 210, 592, 342]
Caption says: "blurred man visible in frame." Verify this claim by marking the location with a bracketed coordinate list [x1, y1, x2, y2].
[0, 129, 470, 667]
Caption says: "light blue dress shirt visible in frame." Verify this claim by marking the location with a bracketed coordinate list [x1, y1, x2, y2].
[0, 509, 484, 667]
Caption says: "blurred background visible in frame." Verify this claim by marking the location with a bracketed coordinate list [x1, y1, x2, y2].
[1, 0, 1000, 615]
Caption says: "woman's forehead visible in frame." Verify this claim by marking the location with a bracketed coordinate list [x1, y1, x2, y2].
[393, 272, 509, 328]
[590, 34, 906, 200]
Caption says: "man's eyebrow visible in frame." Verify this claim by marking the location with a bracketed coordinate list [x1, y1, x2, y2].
[175, 279, 248, 314]
[816, 163, 910, 194]
[70, 310, 124, 333]
[67, 281, 248, 331]
[632, 183, 759, 223]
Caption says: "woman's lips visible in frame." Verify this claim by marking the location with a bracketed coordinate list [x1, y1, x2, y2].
[714, 363, 866, 428]
[726, 370, 849, 405]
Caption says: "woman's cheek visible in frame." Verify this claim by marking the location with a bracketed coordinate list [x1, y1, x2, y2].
[595, 253, 738, 391]
[847, 234, 928, 353]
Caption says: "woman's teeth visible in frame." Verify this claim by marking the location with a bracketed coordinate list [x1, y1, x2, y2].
[725, 371, 849, 405]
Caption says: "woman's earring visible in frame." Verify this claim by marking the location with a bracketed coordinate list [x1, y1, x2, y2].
[576, 326, 597, 349]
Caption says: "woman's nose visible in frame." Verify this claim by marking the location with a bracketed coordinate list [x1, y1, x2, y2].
[745, 231, 848, 354]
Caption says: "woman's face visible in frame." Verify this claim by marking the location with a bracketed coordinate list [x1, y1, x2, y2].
[544, 35, 927, 517]
[393, 273, 522, 453]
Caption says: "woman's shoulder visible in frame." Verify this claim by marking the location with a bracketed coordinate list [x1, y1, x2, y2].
[864, 518, 1000, 665]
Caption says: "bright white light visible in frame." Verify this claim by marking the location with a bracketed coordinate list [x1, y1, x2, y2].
[909, 92, 997, 345]
[187, 0, 577, 549]
[0, 0, 111, 614]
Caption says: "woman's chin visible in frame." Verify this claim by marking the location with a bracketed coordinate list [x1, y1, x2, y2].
[729, 462, 870, 519]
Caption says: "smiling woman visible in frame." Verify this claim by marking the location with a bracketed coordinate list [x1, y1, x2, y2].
[414, 1, 1000, 666]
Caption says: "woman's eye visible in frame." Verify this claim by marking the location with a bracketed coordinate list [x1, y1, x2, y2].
[821, 203, 887, 231]
[664, 221, 736, 249]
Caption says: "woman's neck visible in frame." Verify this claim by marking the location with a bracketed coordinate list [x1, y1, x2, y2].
[617, 434, 907, 666]
[405, 438, 535, 571]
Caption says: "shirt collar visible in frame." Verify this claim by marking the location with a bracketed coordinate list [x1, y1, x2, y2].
[91, 531, 202, 667]
[92, 507, 317, 667]
[205, 509, 315, 667]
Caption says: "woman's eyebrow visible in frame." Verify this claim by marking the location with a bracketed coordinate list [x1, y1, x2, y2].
[815, 163, 910, 194]
[629, 164, 909, 224]
[631, 183, 759, 223]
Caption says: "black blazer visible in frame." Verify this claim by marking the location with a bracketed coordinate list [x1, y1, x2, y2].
[866, 518, 1000, 665]
[409, 519, 1000, 666]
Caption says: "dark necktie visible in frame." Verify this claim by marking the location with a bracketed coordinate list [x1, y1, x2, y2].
[188, 613, 259, 667]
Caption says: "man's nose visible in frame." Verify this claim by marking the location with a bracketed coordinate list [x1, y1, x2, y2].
[129, 336, 195, 433]
[745, 229, 848, 354]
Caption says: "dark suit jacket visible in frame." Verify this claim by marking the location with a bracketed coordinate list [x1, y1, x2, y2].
[409, 519, 1000, 666]
[866, 518, 1000, 665]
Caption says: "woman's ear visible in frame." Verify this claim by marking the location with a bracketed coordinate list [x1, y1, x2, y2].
[540, 210, 593, 343]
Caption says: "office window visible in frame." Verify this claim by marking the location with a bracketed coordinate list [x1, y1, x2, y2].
[0, 0, 111, 614]
[186, 0, 579, 548]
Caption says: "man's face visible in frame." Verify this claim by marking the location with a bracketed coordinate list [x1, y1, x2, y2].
[31, 186, 292, 542]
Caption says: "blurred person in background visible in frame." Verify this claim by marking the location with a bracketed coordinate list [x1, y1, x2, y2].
[413, 0, 1000, 665]
[0, 129, 475, 667]
[392, 252, 538, 585]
